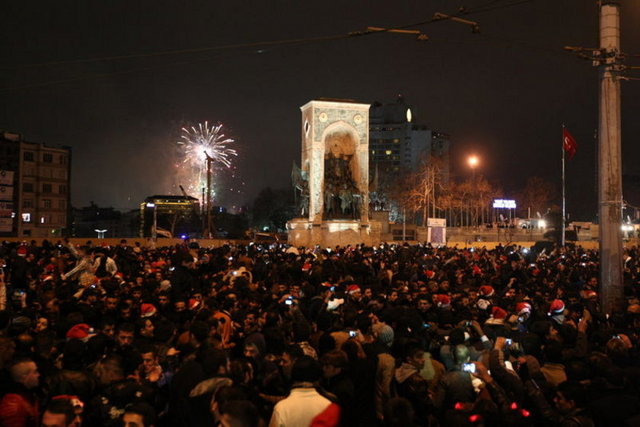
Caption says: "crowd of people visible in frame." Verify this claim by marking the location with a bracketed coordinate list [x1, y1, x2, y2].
[0, 238, 639, 427]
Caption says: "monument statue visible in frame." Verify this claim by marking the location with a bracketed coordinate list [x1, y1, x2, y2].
[287, 99, 382, 247]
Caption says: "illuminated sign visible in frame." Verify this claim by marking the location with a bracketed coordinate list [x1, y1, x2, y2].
[493, 199, 516, 209]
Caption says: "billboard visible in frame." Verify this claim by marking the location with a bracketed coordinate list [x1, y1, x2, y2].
[492, 199, 516, 209]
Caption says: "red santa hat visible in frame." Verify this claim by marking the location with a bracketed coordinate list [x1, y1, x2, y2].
[549, 299, 565, 315]
[188, 298, 201, 310]
[424, 270, 436, 279]
[436, 294, 451, 307]
[66, 323, 93, 341]
[479, 285, 495, 297]
[516, 302, 532, 315]
[347, 285, 361, 295]
[140, 303, 157, 318]
[491, 306, 508, 320]
[302, 262, 312, 272]
[583, 290, 598, 300]
[472, 265, 483, 276]
[17, 245, 28, 257]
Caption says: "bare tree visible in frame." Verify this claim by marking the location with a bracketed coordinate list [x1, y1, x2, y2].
[517, 176, 556, 218]
[395, 159, 446, 225]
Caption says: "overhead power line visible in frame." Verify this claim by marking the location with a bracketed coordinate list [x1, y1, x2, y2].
[0, 0, 538, 92]
[1, 0, 535, 71]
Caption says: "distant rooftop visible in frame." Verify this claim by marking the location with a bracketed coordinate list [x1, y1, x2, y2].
[145, 195, 198, 202]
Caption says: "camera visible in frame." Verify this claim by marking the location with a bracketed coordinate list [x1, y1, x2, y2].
[285, 297, 293, 306]
[505, 338, 512, 346]
[462, 363, 476, 373]
[330, 286, 335, 292]
[349, 330, 357, 338]
[423, 323, 430, 329]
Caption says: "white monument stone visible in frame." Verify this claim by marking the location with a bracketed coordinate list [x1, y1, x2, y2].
[287, 99, 382, 247]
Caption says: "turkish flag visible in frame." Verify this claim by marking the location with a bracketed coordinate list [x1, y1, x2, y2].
[563, 128, 578, 160]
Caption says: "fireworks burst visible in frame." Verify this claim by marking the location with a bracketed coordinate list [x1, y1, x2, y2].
[176, 121, 237, 196]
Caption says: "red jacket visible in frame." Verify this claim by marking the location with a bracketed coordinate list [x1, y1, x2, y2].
[0, 391, 40, 427]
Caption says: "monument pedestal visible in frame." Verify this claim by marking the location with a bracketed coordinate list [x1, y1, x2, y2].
[287, 218, 382, 247]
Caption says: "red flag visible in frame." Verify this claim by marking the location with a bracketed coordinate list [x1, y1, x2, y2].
[563, 128, 578, 160]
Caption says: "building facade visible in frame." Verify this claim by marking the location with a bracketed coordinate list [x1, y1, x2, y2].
[0, 131, 71, 238]
[369, 95, 450, 182]
[139, 195, 200, 238]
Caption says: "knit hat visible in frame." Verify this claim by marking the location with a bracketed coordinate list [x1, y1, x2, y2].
[436, 294, 451, 307]
[140, 303, 157, 318]
[347, 285, 361, 295]
[491, 306, 508, 320]
[66, 324, 93, 341]
[372, 323, 394, 347]
[549, 299, 565, 314]
[516, 302, 532, 315]
[479, 285, 495, 297]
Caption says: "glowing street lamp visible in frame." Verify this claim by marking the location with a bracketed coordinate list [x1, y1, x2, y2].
[94, 229, 107, 239]
[467, 155, 480, 228]
[468, 155, 479, 170]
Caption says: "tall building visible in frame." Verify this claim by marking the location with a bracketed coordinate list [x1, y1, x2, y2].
[0, 131, 71, 238]
[369, 95, 450, 182]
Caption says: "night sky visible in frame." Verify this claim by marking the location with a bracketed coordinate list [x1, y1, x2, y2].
[2, 0, 640, 220]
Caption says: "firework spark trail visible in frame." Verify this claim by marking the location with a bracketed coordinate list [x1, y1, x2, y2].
[176, 121, 237, 196]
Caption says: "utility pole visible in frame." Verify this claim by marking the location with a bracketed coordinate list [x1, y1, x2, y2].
[597, 1, 623, 314]
[564, 1, 625, 314]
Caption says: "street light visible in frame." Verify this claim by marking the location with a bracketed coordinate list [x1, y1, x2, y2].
[146, 202, 157, 240]
[94, 229, 107, 239]
[467, 155, 480, 228]
[468, 155, 479, 170]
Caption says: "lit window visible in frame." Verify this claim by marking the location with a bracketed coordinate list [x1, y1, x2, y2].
[22, 213, 31, 223]
[385, 150, 392, 155]
[40, 216, 46, 224]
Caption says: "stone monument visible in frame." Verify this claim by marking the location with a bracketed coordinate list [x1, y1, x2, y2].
[288, 99, 382, 247]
